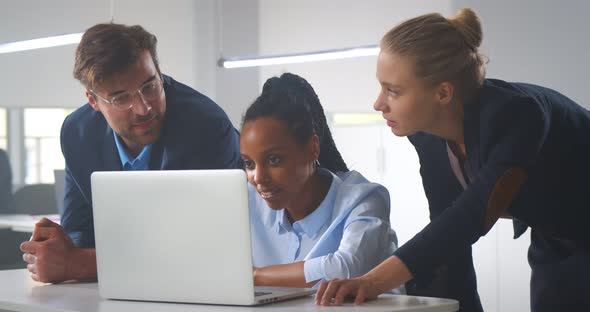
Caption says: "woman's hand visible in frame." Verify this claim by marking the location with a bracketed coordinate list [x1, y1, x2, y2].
[315, 256, 413, 306]
[315, 276, 379, 305]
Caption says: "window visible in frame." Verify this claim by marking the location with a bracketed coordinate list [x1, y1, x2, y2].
[24, 108, 73, 184]
[0, 108, 6, 150]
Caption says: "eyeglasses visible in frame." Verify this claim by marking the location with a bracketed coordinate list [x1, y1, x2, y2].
[89, 76, 164, 111]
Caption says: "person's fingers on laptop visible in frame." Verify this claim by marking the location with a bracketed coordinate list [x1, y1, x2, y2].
[30, 272, 39, 282]
[22, 253, 36, 264]
[315, 281, 329, 304]
[27, 263, 36, 274]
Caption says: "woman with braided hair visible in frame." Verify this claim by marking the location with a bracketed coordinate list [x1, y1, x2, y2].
[241, 73, 400, 289]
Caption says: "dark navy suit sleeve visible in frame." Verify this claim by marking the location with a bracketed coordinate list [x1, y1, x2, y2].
[61, 165, 94, 247]
[396, 96, 550, 278]
[59, 114, 95, 247]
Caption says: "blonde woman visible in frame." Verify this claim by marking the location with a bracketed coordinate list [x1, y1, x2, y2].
[316, 9, 590, 312]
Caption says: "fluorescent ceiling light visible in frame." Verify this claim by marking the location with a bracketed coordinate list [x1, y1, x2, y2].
[219, 44, 380, 68]
[0, 32, 84, 54]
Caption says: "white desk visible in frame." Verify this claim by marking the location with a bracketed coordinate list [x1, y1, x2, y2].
[0, 214, 60, 233]
[0, 214, 28, 230]
[0, 270, 459, 312]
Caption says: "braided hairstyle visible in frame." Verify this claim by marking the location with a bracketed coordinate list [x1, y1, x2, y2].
[242, 73, 348, 173]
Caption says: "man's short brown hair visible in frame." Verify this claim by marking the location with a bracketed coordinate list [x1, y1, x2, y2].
[73, 23, 160, 90]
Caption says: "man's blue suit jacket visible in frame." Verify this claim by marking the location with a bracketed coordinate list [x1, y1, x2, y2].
[60, 75, 241, 247]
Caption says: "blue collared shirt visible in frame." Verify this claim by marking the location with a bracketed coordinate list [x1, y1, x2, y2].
[249, 169, 398, 285]
[113, 133, 152, 171]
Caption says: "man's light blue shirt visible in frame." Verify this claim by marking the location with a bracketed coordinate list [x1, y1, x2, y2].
[249, 169, 398, 286]
[113, 133, 152, 171]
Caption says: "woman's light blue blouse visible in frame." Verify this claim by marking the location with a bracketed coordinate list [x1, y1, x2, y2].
[249, 169, 398, 283]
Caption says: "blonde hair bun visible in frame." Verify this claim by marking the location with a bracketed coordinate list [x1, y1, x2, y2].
[380, 8, 487, 102]
[449, 8, 483, 51]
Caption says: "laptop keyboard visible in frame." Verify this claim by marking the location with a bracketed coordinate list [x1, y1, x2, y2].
[255, 291, 272, 297]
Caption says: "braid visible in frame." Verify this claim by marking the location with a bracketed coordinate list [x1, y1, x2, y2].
[285, 74, 349, 173]
[242, 73, 349, 173]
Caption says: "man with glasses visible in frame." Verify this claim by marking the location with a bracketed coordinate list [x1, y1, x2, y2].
[20, 23, 241, 283]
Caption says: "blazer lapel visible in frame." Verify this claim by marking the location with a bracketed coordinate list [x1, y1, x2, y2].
[149, 138, 168, 170]
[464, 96, 482, 172]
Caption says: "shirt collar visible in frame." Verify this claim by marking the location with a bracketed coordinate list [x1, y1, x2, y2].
[113, 132, 152, 170]
[276, 209, 291, 234]
[276, 168, 340, 239]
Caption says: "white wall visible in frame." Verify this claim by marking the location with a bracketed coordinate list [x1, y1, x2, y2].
[0, 0, 110, 108]
[113, 0, 200, 91]
[257, 0, 452, 113]
[0, 0, 251, 114]
[0, 0, 205, 109]
[214, 0, 260, 128]
[453, 0, 590, 108]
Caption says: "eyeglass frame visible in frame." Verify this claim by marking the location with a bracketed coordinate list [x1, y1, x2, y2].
[88, 75, 164, 111]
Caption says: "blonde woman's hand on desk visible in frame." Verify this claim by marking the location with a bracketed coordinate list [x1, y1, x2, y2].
[315, 276, 378, 305]
[315, 256, 412, 306]
[19, 218, 97, 283]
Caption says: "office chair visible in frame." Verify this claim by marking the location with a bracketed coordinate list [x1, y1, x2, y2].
[13, 184, 57, 215]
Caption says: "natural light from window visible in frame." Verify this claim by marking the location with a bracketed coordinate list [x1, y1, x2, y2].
[24, 108, 72, 184]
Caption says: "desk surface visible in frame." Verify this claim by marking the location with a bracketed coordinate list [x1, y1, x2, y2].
[0, 269, 459, 312]
[0, 214, 60, 233]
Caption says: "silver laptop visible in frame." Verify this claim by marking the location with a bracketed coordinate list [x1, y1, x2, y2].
[91, 169, 315, 305]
